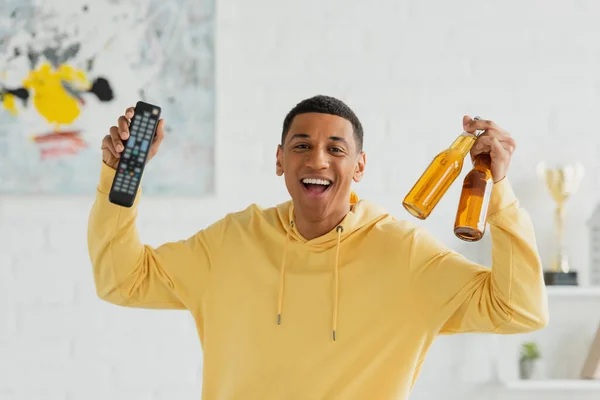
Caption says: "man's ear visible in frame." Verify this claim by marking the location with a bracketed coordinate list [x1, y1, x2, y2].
[276, 144, 284, 176]
[353, 151, 366, 182]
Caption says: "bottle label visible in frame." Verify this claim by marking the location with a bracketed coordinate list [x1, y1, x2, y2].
[479, 179, 494, 225]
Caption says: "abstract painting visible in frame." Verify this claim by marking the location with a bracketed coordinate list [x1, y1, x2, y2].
[0, 0, 215, 195]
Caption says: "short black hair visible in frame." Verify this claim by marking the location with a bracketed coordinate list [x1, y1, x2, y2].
[281, 95, 364, 152]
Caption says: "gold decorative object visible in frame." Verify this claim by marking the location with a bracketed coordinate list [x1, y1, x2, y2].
[537, 161, 585, 285]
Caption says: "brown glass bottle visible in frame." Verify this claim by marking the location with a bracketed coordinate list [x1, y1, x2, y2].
[403, 121, 484, 220]
[454, 153, 494, 242]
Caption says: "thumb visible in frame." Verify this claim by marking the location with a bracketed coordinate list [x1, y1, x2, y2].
[490, 137, 505, 159]
[462, 115, 473, 131]
[155, 119, 165, 141]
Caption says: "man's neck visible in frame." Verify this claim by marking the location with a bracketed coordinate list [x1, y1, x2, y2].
[293, 205, 350, 241]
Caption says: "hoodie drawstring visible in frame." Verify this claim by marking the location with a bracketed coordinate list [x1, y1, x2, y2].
[333, 225, 343, 341]
[277, 220, 344, 342]
[277, 221, 293, 325]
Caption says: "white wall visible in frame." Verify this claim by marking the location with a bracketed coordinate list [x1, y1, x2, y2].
[2, 0, 600, 399]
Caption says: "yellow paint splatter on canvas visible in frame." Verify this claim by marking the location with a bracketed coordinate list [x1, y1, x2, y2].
[21, 62, 91, 130]
[2, 93, 17, 115]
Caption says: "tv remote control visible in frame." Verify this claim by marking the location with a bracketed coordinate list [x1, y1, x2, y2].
[108, 101, 161, 207]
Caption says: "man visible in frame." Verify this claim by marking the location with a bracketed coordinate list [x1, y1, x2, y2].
[88, 95, 548, 399]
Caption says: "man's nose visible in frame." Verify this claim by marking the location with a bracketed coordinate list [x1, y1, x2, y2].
[305, 148, 329, 170]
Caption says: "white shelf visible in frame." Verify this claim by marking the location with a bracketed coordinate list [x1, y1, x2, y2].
[546, 286, 600, 297]
[506, 379, 600, 390]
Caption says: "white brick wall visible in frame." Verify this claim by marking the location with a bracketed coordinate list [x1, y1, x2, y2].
[2, 0, 600, 399]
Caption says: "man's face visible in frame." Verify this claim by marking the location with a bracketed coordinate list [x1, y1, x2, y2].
[276, 112, 366, 219]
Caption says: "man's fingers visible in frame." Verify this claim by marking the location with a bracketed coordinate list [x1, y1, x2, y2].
[504, 136, 516, 154]
[109, 126, 124, 153]
[462, 115, 473, 130]
[473, 136, 493, 152]
[491, 137, 510, 162]
[102, 134, 119, 158]
[107, 111, 164, 164]
[475, 135, 515, 154]
[154, 119, 165, 142]
[467, 118, 497, 132]
[149, 119, 165, 157]
[125, 107, 135, 118]
[463, 115, 490, 132]
[118, 116, 130, 140]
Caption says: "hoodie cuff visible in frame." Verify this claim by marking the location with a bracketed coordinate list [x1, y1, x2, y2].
[98, 161, 117, 194]
[487, 177, 518, 220]
[97, 161, 142, 198]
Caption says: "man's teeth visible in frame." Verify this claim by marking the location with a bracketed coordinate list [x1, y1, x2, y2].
[302, 178, 331, 186]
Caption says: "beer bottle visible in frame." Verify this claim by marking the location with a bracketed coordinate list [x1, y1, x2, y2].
[403, 117, 484, 220]
[454, 153, 494, 241]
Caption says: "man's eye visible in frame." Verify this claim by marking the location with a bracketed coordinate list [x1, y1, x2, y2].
[330, 147, 343, 152]
[295, 144, 309, 149]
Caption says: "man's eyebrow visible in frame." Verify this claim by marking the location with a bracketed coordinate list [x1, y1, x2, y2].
[288, 134, 348, 145]
[329, 136, 348, 144]
[289, 133, 310, 141]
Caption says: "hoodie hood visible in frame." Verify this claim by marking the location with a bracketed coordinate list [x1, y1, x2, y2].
[276, 191, 388, 250]
[274, 191, 389, 341]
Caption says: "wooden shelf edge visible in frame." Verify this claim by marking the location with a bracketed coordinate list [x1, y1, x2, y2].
[505, 379, 600, 390]
[546, 286, 600, 296]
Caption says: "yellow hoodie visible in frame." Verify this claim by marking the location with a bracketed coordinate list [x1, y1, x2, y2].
[88, 161, 549, 400]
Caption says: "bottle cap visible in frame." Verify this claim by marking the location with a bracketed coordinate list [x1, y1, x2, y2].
[473, 116, 485, 137]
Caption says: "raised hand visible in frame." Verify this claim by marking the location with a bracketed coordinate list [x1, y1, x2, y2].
[464, 115, 516, 183]
[101, 106, 165, 170]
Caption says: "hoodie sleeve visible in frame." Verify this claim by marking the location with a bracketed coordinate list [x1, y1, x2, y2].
[408, 177, 549, 335]
[87, 161, 226, 311]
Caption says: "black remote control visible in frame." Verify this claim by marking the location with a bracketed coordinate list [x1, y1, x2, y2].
[108, 101, 161, 207]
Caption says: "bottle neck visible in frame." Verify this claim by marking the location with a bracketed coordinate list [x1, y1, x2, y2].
[473, 153, 492, 168]
[449, 132, 477, 157]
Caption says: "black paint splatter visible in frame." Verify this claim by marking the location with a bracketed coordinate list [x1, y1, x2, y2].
[88, 77, 114, 101]
[0, 87, 30, 106]
[5, 88, 29, 100]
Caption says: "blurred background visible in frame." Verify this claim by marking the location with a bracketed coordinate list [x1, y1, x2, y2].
[2, 0, 600, 399]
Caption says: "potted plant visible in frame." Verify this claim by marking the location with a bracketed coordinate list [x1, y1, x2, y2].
[519, 341, 541, 380]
